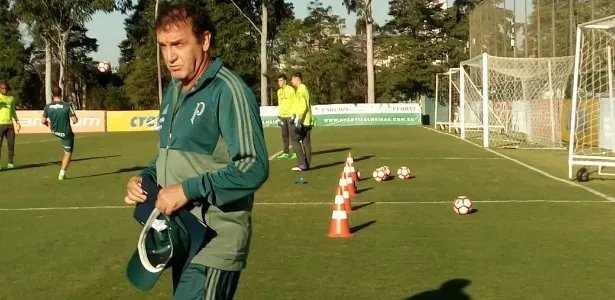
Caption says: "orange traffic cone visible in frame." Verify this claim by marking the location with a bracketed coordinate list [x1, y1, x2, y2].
[327, 202, 353, 238]
[346, 152, 354, 164]
[343, 171, 357, 196]
[339, 179, 353, 213]
[347, 153, 359, 182]
[332, 187, 345, 211]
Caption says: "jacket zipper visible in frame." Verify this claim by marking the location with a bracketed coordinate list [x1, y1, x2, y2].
[165, 83, 181, 187]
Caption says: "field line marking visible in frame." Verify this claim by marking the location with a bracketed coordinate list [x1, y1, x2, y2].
[268, 150, 284, 160]
[12, 135, 86, 145]
[0, 199, 611, 211]
[423, 127, 615, 202]
[321, 157, 504, 160]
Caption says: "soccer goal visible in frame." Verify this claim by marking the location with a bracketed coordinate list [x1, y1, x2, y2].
[568, 15, 615, 181]
[434, 68, 460, 133]
[459, 53, 574, 149]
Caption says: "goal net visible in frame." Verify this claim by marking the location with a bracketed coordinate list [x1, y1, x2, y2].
[434, 68, 460, 133]
[568, 15, 615, 179]
[459, 53, 574, 148]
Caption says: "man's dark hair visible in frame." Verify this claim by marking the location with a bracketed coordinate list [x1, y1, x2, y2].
[291, 72, 303, 81]
[51, 86, 62, 98]
[0, 80, 7, 88]
[155, 2, 216, 46]
[277, 74, 287, 81]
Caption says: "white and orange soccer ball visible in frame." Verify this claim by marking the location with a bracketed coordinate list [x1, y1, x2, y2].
[397, 166, 411, 179]
[382, 166, 391, 176]
[372, 168, 387, 182]
[453, 196, 473, 215]
[97, 61, 111, 73]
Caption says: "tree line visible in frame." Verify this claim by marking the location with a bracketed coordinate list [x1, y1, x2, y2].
[4, 0, 607, 110]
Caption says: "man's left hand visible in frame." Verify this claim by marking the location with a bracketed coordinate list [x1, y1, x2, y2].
[156, 184, 189, 215]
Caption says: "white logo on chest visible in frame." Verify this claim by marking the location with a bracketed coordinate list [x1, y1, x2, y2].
[191, 102, 205, 124]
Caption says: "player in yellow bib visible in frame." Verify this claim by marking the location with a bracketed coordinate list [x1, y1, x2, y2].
[275, 74, 297, 159]
[0, 81, 21, 169]
[289, 72, 313, 171]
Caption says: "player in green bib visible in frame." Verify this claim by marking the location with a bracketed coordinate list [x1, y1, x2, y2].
[41, 86, 78, 180]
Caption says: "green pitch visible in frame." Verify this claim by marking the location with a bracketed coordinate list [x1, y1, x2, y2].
[1, 126, 615, 299]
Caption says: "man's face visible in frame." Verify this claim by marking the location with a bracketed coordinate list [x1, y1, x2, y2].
[157, 21, 211, 82]
[0, 84, 6, 95]
[277, 78, 286, 88]
[291, 76, 300, 87]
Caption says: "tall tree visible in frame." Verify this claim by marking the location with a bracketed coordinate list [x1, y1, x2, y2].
[0, 0, 28, 103]
[441, 0, 480, 67]
[342, 0, 375, 103]
[276, 0, 363, 104]
[14, 0, 125, 102]
[120, 0, 293, 109]
[379, 0, 447, 100]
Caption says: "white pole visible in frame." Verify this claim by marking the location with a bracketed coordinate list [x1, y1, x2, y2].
[460, 66, 466, 140]
[482, 52, 489, 147]
[548, 59, 556, 146]
[569, 26, 583, 179]
[448, 70, 453, 133]
[155, 0, 162, 104]
[607, 46, 614, 152]
[434, 74, 439, 129]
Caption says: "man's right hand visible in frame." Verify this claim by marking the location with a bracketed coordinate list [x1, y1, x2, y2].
[125, 176, 147, 205]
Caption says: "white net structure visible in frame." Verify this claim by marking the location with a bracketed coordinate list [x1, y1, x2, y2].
[434, 68, 460, 133]
[568, 15, 615, 180]
[459, 53, 574, 149]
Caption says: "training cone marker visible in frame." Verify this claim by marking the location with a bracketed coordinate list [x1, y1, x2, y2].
[343, 161, 357, 186]
[347, 153, 360, 182]
[332, 187, 345, 211]
[340, 182, 353, 213]
[327, 203, 353, 238]
[342, 171, 357, 196]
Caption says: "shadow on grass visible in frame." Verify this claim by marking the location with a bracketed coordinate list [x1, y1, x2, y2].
[312, 147, 351, 156]
[352, 201, 374, 211]
[0, 155, 120, 171]
[72, 166, 146, 179]
[310, 155, 374, 171]
[356, 187, 373, 194]
[405, 278, 472, 300]
[349, 220, 376, 233]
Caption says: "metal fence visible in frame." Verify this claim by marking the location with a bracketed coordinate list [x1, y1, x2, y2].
[468, 0, 615, 58]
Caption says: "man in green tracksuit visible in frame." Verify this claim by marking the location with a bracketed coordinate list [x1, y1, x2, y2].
[290, 72, 313, 171]
[275, 74, 296, 159]
[123, 3, 269, 300]
[42, 86, 79, 180]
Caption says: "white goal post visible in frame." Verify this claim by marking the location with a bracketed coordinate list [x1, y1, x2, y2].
[434, 68, 460, 133]
[568, 15, 615, 180]
[459, 53, 574, 149]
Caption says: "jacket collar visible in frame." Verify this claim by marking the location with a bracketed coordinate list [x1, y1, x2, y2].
[171, 57, 223, 95]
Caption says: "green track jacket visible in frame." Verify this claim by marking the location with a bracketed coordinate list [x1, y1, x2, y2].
[141, 58, 269, 271]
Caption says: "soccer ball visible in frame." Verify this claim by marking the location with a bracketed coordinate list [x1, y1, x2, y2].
[372, 168, 387, 182]
[453, 196, 473, 215]
[397, 166, 411, 179]
[97, 61, 111, 73]
[382, 166, 391, 176]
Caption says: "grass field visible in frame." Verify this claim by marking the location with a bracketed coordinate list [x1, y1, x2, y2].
[1, 126, 615, 300]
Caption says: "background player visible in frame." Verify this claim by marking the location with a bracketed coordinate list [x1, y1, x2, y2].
[290, 72, 313, 171]
[42, 86, 78, 180]
[275, 74, 297, 160]
[0, 80, 21, 169]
